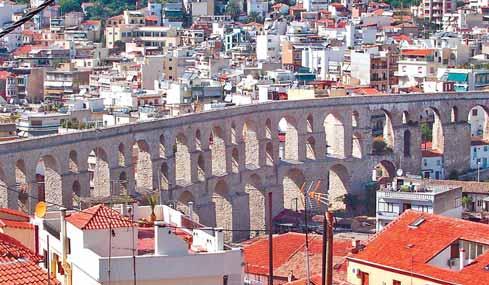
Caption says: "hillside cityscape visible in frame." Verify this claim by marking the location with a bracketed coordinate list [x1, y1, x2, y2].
[2, 0, 489, 284]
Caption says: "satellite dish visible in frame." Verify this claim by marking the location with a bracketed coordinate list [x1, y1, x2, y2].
[35, 201, 47, 218]
[396, 168, 404, 177]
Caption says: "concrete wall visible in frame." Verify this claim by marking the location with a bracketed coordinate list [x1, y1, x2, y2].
[1, 92, 489, 241]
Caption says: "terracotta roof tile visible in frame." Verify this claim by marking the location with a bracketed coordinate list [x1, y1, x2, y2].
[66, 204, 132, 230]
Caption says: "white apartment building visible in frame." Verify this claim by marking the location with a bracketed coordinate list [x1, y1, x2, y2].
[422, 0, 456, 25]
[471, 140, 489, 170]
[33, 204, 243, 285]
[421, 150, 445, 179]
[256, 34, 281, 62]
[376, 178, 462, 232]
[100, 84, 137, 109]
[396, 48, 438, 88]
[301, 45, 345, 81]
[303, 0, 329, 12]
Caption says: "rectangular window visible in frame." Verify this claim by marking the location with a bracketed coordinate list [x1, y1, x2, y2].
[393, 281, 401, 285]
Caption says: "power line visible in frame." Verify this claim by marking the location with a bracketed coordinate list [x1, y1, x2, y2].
[0, 0, 55, 39]
[3, 184, 272, 233]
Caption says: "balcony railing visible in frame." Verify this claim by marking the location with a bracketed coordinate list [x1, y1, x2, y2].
[377, 191, 434, 202]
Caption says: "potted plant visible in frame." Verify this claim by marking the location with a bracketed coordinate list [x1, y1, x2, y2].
[147, 193, 158, 223]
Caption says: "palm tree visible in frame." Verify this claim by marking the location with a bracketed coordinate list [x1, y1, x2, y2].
[461, 195, 473, 211]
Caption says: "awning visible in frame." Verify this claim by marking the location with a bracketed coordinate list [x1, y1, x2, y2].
[447, 73, 468, 82]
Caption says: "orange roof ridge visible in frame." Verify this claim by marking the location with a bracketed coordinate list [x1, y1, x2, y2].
[66, 204, 132, 230]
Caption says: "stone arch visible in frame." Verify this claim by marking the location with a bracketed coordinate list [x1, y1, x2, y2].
[373, 160, 396, 184]
[132, 139, 153, 192]
[371, 109, 394, 155]
[265, 142, 274, 166]
[68, 150, 79, 173]
[402, 111, 410, 125]
[88, 146, 110, 197]
[197, 153, 205, 181]
[159, 134, 166, 158]
[231, 122, 237, 144]
[210, 126, 227, 176]
[38, 155, 62, 206]
[278, 116, 299, 161]
[245, 174, 266, 239]
[352, 132, 363, 159]
[404, 129, 411, 157]
[243, 120, 260, 167]
[213, 180, 233, 241]
[306, 136, 316, 160]
[468, 105, 489, 140]
[265, 118, 272, 139]
[118, 143, 126, 167]
[195, 129, 202, 151]
[352, 110, 360, 128]
[419, 107, 444, 153]
[324, 112, 346, 158]
[175, 133, 191, 185]
[328, 164, 350, 211]
[231, 147, 239, 173]
[307, 114, 314, 132]
[0, 166, 7, 208]
[119, 171, 128, 195]
[177, 191, 199, 222]
[160, 163, 169, 190]
[72, 180, 81, 208]
[15, 160, 28, 211]
[283, 168, 305, 211]
[451, 106, 458, 123]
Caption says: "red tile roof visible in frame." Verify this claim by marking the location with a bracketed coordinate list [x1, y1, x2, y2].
[66, 204, 132, 230]
[0, 208, 29, 220]
[0, 232, 59, 285]
[0, 71, 15, 80]
[401, 49, 434, 57]
[349, 211, 489, 285]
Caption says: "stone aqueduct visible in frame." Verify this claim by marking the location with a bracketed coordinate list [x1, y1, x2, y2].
[0, 92, 488, 240]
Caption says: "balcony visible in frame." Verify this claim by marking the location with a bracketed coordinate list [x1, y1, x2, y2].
[377, 191, 435, 202]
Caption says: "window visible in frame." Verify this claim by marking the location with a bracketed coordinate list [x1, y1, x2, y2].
[424, 159, 427, 167]
[436, 160, 441, 166]
[473, 109, 478, 116]
[393, 281, 401, 285]
[67, 238, 71, 255]
[478, 200, 483, 207]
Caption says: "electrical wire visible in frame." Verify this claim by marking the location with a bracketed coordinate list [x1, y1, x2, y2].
[0, 0, 55, 39]
[3, 184, 272, 232]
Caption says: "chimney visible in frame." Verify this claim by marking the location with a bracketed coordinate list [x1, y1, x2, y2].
[459, 247, 466, 270]
[188, 201, 194, 222]
[215, 228, 224, 251]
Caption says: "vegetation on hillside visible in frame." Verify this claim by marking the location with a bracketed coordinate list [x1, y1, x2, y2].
[380, 0, 421, 8]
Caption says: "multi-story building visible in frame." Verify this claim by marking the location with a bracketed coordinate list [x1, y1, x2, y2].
[44, 63, 90, 102]
[301, 45, 345, 81]
[376, 178, 462, 231]
[105, 25, 179, 49]
[350, 47, 393, 92]
[422, 0, 456, 25]
[470, 138, 489, 170]
[16, 112, 70, 137]
[256, 34, 281, 62]
[396, 48, 438, 88]
[33, 204, 243, 285]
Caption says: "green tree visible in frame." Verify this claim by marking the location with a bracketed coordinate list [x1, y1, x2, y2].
[461, 195, 473, 210]
[86, 4, 109, 20]
[59, 0, 82, 14]
[246, 11, 263, 23]
[225, 0, 241, 20]
[420, 122, 432, 142]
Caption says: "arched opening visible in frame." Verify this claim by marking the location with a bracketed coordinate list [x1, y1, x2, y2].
[307, 114, 314, 132]
[88, 147, 110, 197]
[210, 126, 227, 176]
[160, 163, 169, 190]
[402, 111, 410, 125]
[265, 119, 272, 139]
[72, 180, 81, 208]
[159, 134, 166, 158]
[132, 140, 153, 192]
[352, 132, 363, 159]
[38, 155, 61, 206]
[372, 160, 396, 184]
[246, 174, 265, 239]
[324, 113, 346, 158]
[177, 191, 199, 222]
[231, 122, 237, 144]
[119, 171, 128, 195]
[278, 116, 299, 161]
[265, 142, 274, 166]
[404, 130, 411, 157]
[197, 154, 205, 181]
[118, 143, 126, 167]
[352, 111, 360, 128]
[243, 120, 260, 167]
[371, 110, 394, 155]
[328, 164, 350, 211]
[282, 168, 305, 211]
[15, 160, 28, 212]
[0, 167, 7, 208]
[451, 106, 458, 123]
[213, 180, 233, 241]
[195, 129, 202, 151]
[420, 107, 444, 153]
[69, 150, 79, 173]
[175, 133, 191, 185]
[306, 136, 316, 160]
[468, 105, 489, 140]
[231, 148, 239, 173]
